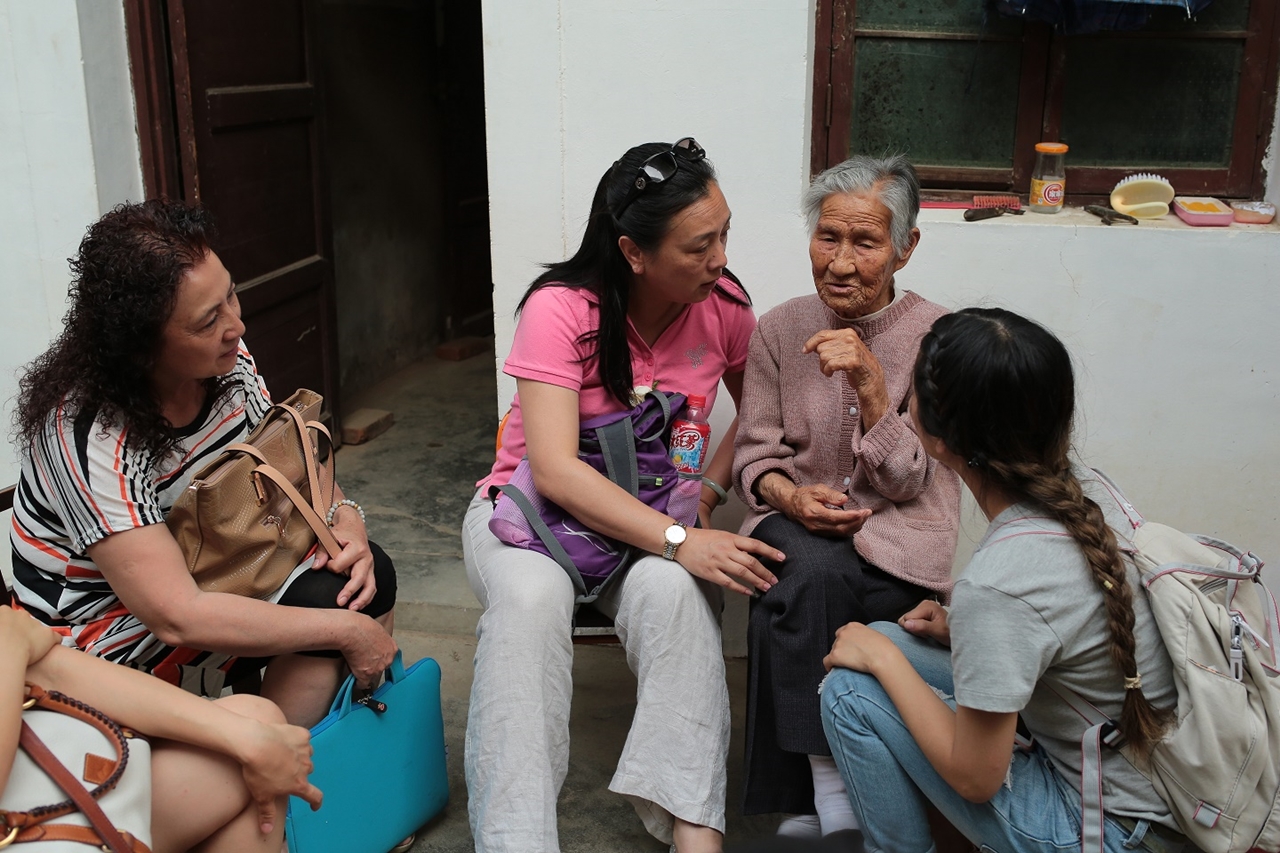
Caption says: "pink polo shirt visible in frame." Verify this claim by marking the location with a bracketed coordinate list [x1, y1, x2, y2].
[480, 277, 756, 490]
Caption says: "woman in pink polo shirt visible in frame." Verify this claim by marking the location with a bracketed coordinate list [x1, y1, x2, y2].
[462, 138, 781, 853]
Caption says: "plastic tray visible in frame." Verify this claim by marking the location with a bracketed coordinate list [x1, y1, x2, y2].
[1173, 197, 1233, 227]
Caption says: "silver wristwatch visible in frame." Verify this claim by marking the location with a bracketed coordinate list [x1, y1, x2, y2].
[661, 521, 688, 561]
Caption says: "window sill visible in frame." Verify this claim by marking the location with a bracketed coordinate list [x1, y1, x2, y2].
[917, 205, 1280, 233]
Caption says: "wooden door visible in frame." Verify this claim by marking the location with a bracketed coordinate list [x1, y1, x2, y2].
[439, 1, 493, 339]
[126, 0, 342, 432]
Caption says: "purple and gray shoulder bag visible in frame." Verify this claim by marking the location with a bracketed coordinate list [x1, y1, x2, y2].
[487, 390, 702, 601]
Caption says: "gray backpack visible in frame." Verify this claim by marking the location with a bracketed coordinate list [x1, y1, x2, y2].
[1050, 472, 1280, 853]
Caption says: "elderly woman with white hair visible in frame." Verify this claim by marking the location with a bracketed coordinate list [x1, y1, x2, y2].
[733, 155, 962, 841]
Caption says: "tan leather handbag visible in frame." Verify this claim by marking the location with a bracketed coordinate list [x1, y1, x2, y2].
[166, 389, 342, 599]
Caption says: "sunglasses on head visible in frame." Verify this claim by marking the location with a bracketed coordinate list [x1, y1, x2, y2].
[611, 137, 707, 220]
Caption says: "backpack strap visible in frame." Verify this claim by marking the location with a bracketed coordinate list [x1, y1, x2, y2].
[494, 484, 587, 597]
[1042, 678, 1121, 853]
[634, 390, 675, 444]
[1090, 468, 1144, 531]
[595, 418, 640, 498]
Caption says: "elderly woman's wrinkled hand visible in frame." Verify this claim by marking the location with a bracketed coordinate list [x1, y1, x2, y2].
[803, 329, 890, 426]
[783, 484, 871, 538]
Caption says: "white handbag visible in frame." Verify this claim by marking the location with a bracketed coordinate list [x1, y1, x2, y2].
[0, 684, 152, 852]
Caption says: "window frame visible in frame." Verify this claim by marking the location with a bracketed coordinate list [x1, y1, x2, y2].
[811, 0, 1280, 199]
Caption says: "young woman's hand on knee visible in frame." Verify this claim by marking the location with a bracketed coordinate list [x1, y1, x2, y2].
[823, 622, 903, 676]
[230, 704, 323, 833]
[676, 529, 782, 596]
[898, 599, 951, 646]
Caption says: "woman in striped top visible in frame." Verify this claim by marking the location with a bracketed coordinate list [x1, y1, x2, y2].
[9, 200, 397, 728]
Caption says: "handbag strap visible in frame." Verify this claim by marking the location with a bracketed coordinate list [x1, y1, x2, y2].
[15, 722, 136, 853]
[226, 443, 269, 465]
[494, 484, 587, 597]
[7, 687, 131, 825]
[11, 822, 148, 851]
[271, 403, 327, 516]
[230, 419, 336, 520]
[252, 464, 343, 558]
[634, 390, 675, 443]
[306, 420, 337, 513]
[595, 418, 639, 498]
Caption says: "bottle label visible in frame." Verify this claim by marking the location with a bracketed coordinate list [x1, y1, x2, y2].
[669, 421, 711, 475]
[1031, 178, 1065, 207]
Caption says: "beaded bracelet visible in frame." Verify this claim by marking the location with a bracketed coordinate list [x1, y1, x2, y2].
[326, 499, 366, 526]
[701, 479, 730, 507]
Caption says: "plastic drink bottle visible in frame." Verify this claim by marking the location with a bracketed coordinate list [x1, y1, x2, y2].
[668, 395, 711, 477]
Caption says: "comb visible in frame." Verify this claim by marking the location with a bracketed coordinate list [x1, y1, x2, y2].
[972, 194, 1021, 210]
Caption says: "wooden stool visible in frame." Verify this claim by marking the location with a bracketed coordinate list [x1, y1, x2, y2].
[571, 605, 619, 645]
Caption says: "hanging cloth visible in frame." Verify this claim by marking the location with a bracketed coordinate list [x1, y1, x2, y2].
[996, 0, 1217, 35]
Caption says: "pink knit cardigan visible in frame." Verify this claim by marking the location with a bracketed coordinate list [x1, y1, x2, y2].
[732, 290, 961, 596]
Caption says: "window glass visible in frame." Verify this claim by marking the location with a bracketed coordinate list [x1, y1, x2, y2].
[850, 39, 1021, 168]
[1062, 38, 1241, 167]
[855, 0, 1022, 35]
[1144, 0, 1249, 31]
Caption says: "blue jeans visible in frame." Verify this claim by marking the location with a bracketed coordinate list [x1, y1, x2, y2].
[819, 624, 1177, 853]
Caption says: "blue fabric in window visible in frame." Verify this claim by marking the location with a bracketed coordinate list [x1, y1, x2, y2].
[997, 0, 1216, 34]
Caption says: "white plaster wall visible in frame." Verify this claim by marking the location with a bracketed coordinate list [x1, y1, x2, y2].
[0, 0, 142, 584]
[482, 0, 817, 410]
[482, 0, 1280, 653]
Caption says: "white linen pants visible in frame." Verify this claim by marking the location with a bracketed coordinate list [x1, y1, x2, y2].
[462, 490, 729, 852]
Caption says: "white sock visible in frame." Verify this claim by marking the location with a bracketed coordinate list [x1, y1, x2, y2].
[810, 754, 860, 835]
[777, 813, 822, 838]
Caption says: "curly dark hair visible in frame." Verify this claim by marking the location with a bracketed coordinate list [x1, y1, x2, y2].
[14, 199, 233, 461]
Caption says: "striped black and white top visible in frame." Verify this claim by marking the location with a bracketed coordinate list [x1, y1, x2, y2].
[10, 343, 272, 686]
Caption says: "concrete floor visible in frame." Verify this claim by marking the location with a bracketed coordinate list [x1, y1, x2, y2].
[336, 348, 775, 852]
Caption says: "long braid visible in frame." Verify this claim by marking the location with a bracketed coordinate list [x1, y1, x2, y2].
[914, 308, 1171, 758]
[990, 459, 1171, 756]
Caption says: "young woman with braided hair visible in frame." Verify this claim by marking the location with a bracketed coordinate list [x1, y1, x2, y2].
[817, 307, 1179, 853]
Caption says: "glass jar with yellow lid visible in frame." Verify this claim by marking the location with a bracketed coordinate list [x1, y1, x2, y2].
[1029, 142, 1068, 213]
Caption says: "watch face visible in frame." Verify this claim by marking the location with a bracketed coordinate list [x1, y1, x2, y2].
[666, 524, 687, 545]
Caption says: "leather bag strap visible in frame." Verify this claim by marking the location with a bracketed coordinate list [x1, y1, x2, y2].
[8, 687, 130, 825]
[234, 418, 336, 518]
[305, 420, 337, 511]
[17, 721, 135, 853]
[12, 822, 149, 852]
[271, 404, 326, 516]
[226, 443, 269, 465]
[252, 464, 343, 558]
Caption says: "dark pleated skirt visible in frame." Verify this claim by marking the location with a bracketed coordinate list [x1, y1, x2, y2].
[742, 514, 932, 815]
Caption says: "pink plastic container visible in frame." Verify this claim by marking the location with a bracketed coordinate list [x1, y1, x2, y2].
[1173, 197, 1234, 227]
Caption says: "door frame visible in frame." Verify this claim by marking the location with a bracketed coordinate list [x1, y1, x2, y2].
[122, 0, 344, 436]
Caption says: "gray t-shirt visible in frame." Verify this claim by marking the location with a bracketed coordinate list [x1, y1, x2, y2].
[949, 469, 1177, 826]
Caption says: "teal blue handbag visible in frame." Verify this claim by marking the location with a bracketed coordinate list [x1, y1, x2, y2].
[285, 652, 448, 852]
